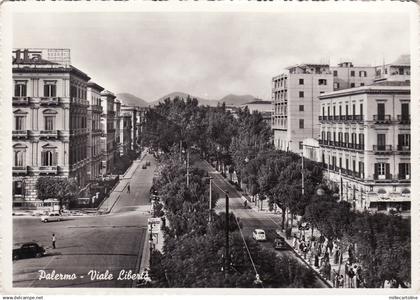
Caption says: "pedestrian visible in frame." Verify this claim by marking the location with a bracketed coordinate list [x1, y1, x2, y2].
[314, 253, 319, 268]
[127, 183, 131, 194]
[334, 246, 340, 264]
[338, 275, 344, 288]
[327, 238, 334, 254]
[52, 233, 56, 249]
[292, 234, 298, 250]
[348, 265, 355, 288]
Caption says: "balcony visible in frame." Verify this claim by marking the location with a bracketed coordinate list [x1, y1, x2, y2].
[373, 173, 393, 182]
[373, 145, 393, 154]
[38, 165, 58, 174]
[70, 97, 89, 106]
[373, 115, 392, 124]
[40, 97, 60, 106]
[327, 116, 333, 121]
[12, 96, 30, 105]
[333, 116, 340, 121]
[397, 145, 410, 154]
[397, 173, 411, 182]
[353, 115, 364, 123]
[39, 130, 58, 139]
[347, 143, 354, 149]
[397, 115, 410, 124]
[13, 166, 27, 174]
[12, 130, 28, 139]
[354, 144, 364, 152]
[318, 139, 324, 145]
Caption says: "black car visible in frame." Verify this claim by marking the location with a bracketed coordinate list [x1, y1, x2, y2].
[273, 237, 289, 250]
[13, 242, 45, 260]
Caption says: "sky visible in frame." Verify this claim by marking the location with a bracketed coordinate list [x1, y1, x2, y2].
[13, 10, 411, 102]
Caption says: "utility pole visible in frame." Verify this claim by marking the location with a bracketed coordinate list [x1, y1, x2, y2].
[186, 150, 190, 188]
[301, 151, 305, 195]
[225, 192, 229, 277]
[208, 177, 213, 223]
[149, 222, 153, 266]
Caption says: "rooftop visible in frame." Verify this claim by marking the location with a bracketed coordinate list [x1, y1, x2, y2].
[242, 100, 272, 105]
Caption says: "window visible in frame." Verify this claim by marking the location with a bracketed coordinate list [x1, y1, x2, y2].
[318, 79, 327, 85]
[339, 106, 342, 116]
[344, 132, 349, 144]
[44, 116, 55, 130]
[350, 70, 355, 77]
[333, 106, 336, 116]
[377, 103, 385, 119]
[352, 104, 356, 117]
[359, 133, 364, 148]
[398, 134, 410, 148]
[359, 162, 364, 178]
[360, 83, 365, 86]
[334, 82, 340, 89]
[345, 159, 349, 171]
[345, 105, 349, 117]
[377, 134, 386, 146]
[14, 150, 24, 167]
[14, 81, 27, 97]
[339, 157, 342, 169]
[299, 141, 303, 150]
[360, 103, 363, 117]
[333, 70, 338, 77]
[399, 68, 404, 75]
[401, 103, 409, 120]
[375, 163, 390, 179]
[299, 91, 304, 98]
[299, 105, 304, 112]
[44, 81, 57, 97]
[41, 150, 57, 166]
[359, 71, 367, 77]
[327, 107, 330, 117]
[15, 116, 25, 130]
[350, 83, 355, 88]
[299, 119, 304, 129]
[399, 163, 410, 179]
[13, 180, 24, 195]
[322, 107, 325, 117]
[299, 79, 304, 85]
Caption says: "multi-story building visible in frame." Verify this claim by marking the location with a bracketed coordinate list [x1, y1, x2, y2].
[120, 113, 133, 156]
[114, 99, 122, 157]
[272, 64, 333, 153]
[374, 55, 410, 83]
[12, 48, 91, 209]
[121, 105, 145, 154]
[331, 62, 376, 90]
[87, 81, 104, 181]
[240, 99, 273, 124]
[100, 90, 116, 174]
[318, 81, 410, 213]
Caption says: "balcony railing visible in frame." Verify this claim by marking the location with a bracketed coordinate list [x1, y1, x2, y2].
[40, 97, 60, 105]
[340, 116, 346, 121]
[13, 166, 27, 174]
[12, 96, 30, 105]
[397, 115, 410, 124]
[373, 173, 393, 181]
[346, 115, 353, 121]
[354, 144, 364, 151]
[373, 145, 393, 153]
[397, 145, 410, 154]
[38, 166, 58, 174]
[71, 97, 89, 106]
[39, 130, 58, 139]
[398, 173, 410, 181]
[327, 116, 333, 121]
[373, 115, 392, 124]
[333, 116, 340, 121]
[353, 115, 364, 122]
[12, 130, 28, 138]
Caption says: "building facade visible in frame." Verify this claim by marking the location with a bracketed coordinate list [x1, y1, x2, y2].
[87, 81, 104, 181]
[272, 64, 333, 153]
[318, 82, 410, 212]
[331, 62, 376, 90]
[100, 90, 116, 174]
[240, 100, 272, 123]
[12, 48, 91, 209]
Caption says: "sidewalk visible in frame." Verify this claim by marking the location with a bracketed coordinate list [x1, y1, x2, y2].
[98, 149, 148, 214]
[210, 165, 359, 289]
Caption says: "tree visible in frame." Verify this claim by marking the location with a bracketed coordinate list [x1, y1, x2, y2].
[36, 176, 79, 210]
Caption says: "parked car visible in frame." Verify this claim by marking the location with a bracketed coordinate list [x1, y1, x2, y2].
[252, 229, 266, 241]
[13, 242, 45, 260]
[40, 212, 62, 223]
[273, 237, 289, 250]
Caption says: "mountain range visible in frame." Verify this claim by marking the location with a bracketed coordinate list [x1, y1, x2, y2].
[116, 92, 262, 108]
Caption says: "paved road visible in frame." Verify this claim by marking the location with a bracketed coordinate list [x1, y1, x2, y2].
[13, 154, 156, 288]
[199, 161, 329, 288]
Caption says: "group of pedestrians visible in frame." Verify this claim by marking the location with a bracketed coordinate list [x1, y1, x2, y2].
[291, 232, 365, 288]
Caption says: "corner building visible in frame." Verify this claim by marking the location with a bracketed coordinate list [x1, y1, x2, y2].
[319, 81, 410, 212]
[12, 48, 91, 209]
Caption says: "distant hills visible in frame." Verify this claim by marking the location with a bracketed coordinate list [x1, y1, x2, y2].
[116, 93, 149, 107]
[116, 91, 265, 108]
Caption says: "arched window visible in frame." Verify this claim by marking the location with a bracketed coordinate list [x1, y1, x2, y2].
[14, 150, 24, 167]
[41, 150, 57, 166]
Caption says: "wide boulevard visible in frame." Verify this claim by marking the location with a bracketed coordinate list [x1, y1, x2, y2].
[13, 153, 156, 288]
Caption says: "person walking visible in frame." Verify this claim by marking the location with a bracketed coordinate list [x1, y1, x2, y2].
[127, 183, 131, 194]
[52, 234, 56, 249]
